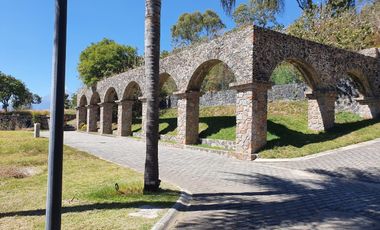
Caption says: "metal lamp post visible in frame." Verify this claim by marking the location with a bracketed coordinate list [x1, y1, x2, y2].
[45, 0, 67, 229]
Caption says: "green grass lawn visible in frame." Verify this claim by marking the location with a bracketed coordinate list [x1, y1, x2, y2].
[0, 131, 179, 229]
[131, 101, 380, 158]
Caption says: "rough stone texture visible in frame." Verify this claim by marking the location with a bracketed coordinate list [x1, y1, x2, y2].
[0, 114, 49, 130]
[140, 98, 147, 135]
[76, 107, 87, 130]
[86, 105, 98, 132]
[99, 102, 113, 135]
[116, 100, 133, 136]
[200, 138, 236, 150]
[177, 91, 200, 145]
[77, 25, 380, 160]
[307, 91, 337, 131]
[232, 81, 272, 160]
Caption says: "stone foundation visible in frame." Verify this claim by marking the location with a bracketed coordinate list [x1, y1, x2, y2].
[117, 100, 133, 136]
[176, 91, 200, 145]
[307, 91, 337, 131]
[232, 81, 272, 160]
[87, 105, 98, 132]
[356, 97, 380, 119]
[99, 102, 113, 134]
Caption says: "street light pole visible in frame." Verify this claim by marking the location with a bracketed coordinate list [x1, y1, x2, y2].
[45, 0, 67, 229]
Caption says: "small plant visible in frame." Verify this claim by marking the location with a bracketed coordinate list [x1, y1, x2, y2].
[79, 123, 87, 131]
[31, 111, 41, 124]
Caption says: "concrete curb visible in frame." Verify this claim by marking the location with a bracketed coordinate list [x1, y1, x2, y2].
[255, 138, 380, 162]
[152, 189, 192, 230]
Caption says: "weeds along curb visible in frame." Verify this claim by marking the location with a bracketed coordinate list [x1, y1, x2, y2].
[152, 189, 192, 230]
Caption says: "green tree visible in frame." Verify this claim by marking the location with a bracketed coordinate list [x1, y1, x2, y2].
[70, 93, 77, 109]
[271, 63, 303, 85]
[171, 10, 225, 47]
[0, 71, 41, 112]
[78, 39, 139, 86]
[233, 0, 284, 29]
[287, 2, 378, 51]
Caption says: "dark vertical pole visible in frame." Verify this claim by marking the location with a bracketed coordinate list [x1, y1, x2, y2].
[45, 0, 67, 229]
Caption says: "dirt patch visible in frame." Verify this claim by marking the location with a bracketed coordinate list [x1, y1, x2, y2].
[0, 166, 41, 179]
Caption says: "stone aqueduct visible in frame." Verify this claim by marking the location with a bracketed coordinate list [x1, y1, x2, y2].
[76, 26, 380, 160]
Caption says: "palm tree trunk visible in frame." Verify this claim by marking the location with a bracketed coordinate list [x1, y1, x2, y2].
[144, 0, 161, 192]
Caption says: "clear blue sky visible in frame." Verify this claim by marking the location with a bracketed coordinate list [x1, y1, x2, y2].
[0, 0, 301, 109]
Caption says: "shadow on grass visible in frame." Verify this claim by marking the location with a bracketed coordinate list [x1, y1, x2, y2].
[0, 201, 176, 218]
[132, 118, 142, 133]
[265, 118, 380, 150]
[0, 189, 179, 218]
[159, 118, 177, 135]
[199, 116, 235, 139]
[174, 168, 380, 228]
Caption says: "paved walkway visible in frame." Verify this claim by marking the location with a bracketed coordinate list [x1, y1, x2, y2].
[45, 132, 380, 229]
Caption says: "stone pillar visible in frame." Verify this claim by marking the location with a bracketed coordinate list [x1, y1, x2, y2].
[116, 100, 134, 136]
[356, 97, 380, 119]
[231, 81, 272, 160]
[306, 90, 337, 131]
[99, 102, 113, 135]
[34, 123, 41, 138]
[86, 105, 98, 132]
[176, 91, 200, 145]
[139, 97, 147, 134]
[76, 106, 87, 131]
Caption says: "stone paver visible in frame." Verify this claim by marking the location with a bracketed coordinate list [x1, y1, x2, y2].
[45, 132, 380, 229]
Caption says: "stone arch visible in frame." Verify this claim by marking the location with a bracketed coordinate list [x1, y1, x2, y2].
[159, 72, 178, 91]
[269, 58, 320, 90]
[346, 69, 373, 98]
[186, 59, 236, 91]
[122, 81, 142, 100]
[76, 95, 88, 131]
[90, 92, 101, 105]
[103, 87, 119, 103]
[118, 81, 144, 136]
[87, 92, 101, 132]
[79, 95, 88, 107]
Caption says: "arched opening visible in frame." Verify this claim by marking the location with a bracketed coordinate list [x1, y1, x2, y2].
[158, 73, 178, 138]
[336, 71, 378, 119]
[77, 95, 88, 131]
[88, 92, 100, 132]
[101, 87, 119, 135]
[267, 60, 313, 144]
[178, 59, 236, 147]
[119, 81, 142, 136]
[265, 59, 338, 154]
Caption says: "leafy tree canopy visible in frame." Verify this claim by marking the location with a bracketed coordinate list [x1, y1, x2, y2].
[0, 71, 41, 112]
[287, 1, 379, 51]
[78, 39, 139, 86]
[233, 0, 284, 29]
[171, 10, 226, 47]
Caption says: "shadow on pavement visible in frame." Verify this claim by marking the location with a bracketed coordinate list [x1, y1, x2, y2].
[174, 168, 380, 229]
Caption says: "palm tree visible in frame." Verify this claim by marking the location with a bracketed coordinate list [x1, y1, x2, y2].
[143, 0, 237, 192]
[144, 0, 161, 192]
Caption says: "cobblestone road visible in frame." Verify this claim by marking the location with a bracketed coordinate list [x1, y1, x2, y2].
[48, 132, 380, 229]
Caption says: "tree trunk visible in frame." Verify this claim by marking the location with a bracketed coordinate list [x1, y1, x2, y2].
[143, 0, 161, 192]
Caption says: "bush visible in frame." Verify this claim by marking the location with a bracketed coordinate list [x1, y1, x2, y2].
[79, 123, 87, 131]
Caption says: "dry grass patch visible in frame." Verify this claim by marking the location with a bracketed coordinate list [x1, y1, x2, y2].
[0, 131, 179, 229]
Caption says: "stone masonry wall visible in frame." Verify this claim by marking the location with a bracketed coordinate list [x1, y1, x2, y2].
[0, 114, 49, 130]
[162, 83, 363, 115]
